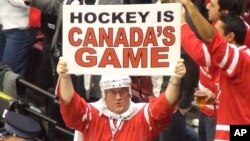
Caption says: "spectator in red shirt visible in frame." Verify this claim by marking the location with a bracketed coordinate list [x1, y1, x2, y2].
[56, 58, 186, 141]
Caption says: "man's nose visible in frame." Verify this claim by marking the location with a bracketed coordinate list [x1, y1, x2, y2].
[115, 92, 122, 99]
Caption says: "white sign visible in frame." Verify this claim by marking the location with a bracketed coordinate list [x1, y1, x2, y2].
[63, 3, 181, 75]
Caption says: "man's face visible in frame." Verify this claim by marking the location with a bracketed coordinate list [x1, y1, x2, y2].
[105, 87, 130, 114]
[214, 20, 232, 43]
[206, 0, 220, 22]
[214, 20, 225, 36]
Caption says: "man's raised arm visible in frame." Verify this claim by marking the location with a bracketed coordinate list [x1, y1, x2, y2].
[56, 58, 74, 105]
[164, 59, 186, 105]
[181, 0, 216, 43]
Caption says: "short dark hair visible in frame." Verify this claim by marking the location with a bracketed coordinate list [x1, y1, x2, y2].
[218, 0, 244, 15]
[219, 13, 247, 45]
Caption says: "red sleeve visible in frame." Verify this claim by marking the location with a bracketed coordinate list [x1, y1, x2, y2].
[148, 93, 174, 132]
[208, 31, 240, 75]
[207, 31, 228, 62]
[181, 24, 210, 67]
[60, 92, 88, 127]
[57, 84, 89, 131]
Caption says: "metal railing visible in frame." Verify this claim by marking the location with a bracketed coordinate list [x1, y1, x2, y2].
[16, 78, 74, 137]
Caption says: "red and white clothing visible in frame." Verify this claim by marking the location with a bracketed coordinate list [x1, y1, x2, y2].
[239, 45, 250, 56]
[58, 90, 174, 141]
[205, 28, 250, 141]
[181, 24, 220, 117]
[182, 23, 250, 141]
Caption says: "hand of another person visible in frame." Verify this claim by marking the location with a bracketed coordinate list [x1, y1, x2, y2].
[204, 90, 216, 104]
[57, 57, 69, 78]
[194, 88, 216, 107]
[173, 58, 186, 79]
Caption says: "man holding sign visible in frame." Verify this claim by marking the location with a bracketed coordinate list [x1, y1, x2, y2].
[56, 58, 186, 141]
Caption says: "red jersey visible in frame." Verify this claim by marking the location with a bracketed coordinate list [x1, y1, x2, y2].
[58, 91, 174, 141]
[239, 45, 250, 56]
[206, 30, 250, 141]
[181, 24, 220, 117]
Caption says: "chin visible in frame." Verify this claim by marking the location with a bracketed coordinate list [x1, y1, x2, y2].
[114, 109, 125, 114]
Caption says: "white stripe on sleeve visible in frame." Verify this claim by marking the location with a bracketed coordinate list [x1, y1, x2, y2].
[202, 43, 211, 67]
[226, 47, 239, 75]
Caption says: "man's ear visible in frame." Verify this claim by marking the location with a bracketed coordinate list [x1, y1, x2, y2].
[225, 32, 235, 43]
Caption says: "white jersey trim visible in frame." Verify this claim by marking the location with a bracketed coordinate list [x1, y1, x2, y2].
[226, 46, 239, 75]
[143, 103, 152, 130]
[202, 43, 211, 66]
[219, 44, 229, 68]
[216, 124, 230, 131]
